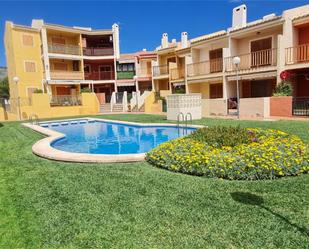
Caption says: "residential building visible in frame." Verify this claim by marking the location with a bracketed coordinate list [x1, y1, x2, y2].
[152, 4, 309, 117]
[4, 19, 120, 107]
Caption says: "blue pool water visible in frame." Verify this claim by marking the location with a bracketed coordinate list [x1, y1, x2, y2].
[40, 119, 196, 154]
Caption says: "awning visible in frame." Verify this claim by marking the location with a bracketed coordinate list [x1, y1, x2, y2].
[47, 80, 80, 85]
[227, 71, 277, 81]
[172, 82, 185, 87]
[116, 79, 136, 86]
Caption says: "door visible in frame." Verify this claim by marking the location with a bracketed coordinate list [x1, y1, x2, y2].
[209, 48, 223, 73]
[250, 38, 272, 67]
[99, 65, 113, 80]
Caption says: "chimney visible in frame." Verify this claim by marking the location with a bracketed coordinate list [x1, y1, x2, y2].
[232, 4, 247, 29]
[31, 19, 44, 29]
[142, 48, 147, 52]
[181, 32, 188, 48]
[112, 23, 120, 59]
[172, 39, 176, 44]
[161, 33, 168, 48]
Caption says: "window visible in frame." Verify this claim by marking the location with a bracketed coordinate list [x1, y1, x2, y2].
[84, 65, 90, 73]
[22, 34, 34, 46]
[53, 63, 67, 71]
[122, 64, 128, 72]
[210, 83, 223, 99]
[72, 61, 79, 71]
[128, 64, 134, 71]
[24, 61, 36, 72]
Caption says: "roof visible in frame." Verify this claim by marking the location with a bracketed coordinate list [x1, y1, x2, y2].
[229, 16, 282, 33]
[44, 23, 113, 35]
[119, 53, 135, 60]
[134, 50, 156, 58]
[191, 30, 227, 44]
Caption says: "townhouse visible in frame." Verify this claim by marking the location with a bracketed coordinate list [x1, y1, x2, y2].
[5, 20, 120, 108]
[152, 4, 309, 117]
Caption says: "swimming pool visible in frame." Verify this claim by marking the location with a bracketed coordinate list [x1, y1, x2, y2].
[40, 119, 196, 155]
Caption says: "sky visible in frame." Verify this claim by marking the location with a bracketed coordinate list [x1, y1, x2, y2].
[0, 0, 308, 66]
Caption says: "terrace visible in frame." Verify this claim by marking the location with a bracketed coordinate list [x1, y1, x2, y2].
[82, 34, 114, 57]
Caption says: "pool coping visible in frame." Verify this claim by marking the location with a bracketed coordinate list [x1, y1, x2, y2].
[22, 117, 204, 163]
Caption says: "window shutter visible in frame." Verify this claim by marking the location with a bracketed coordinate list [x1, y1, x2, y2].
[25, 61, 36, 72]
[22, 35, 34, 46]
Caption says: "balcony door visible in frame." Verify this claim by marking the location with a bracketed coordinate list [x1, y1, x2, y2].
[99, 65, 112, 80]
[250, 37, 272, 67]
[209, 49, 223, 73]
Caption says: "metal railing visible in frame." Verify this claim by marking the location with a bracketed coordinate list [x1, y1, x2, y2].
[83, 47, 114, 56]
[50, 95, 82, 106]
[187, 58, 223, 77]
[292, 97, 309, 116]
[84, 71, 115, 81]
[117, 71, 135, 80]
[153, 64, 169, 77]
[50, 70, 84, 80]
[225, 48, 277, 71]
[170, 67, 185, 81]
[48, 43, 81, 55]
[286, 43, 309, 65]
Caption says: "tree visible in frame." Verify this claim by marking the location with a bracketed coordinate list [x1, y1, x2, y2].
[0, 77, 9, 99]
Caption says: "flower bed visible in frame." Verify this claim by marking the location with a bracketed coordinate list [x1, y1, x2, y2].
[146, 127, 309, 180]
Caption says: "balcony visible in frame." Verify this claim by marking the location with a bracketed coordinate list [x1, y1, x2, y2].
[50, 71, 84, 80]
[48, 44, 81, 55]
[170, 68, 185, 81]
[187, 58, 223, 77]
[225, 48, 277, 72]
[83, 47, 114, 56]
[153, 65, 168, 77]
[285, 43, 309, 65]
[117, 71, 135, 80]
[84, 71, 115, 81]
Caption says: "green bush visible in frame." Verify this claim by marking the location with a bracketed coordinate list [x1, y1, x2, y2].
[146, 128, 309, 180]
[33, 88, 43, 93]
[81, 88, 92, 93]
[273, 81, 293, 96]
[188, 126, 250, 148]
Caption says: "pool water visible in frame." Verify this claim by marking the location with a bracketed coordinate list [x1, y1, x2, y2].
[40, 119, 195, 154]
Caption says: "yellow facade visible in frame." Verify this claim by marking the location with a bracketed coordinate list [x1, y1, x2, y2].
[5, 22, 44, 99]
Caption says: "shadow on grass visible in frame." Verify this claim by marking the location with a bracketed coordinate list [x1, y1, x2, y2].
[231, 192, 308, 237]
[0, 123, 3, 128]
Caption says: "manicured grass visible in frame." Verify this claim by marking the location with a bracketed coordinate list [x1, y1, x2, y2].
[0, 114, 308, 248]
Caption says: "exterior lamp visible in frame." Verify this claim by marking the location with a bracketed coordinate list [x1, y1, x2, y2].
[13, 76, 21, 120]
[232, 56, 241, 119]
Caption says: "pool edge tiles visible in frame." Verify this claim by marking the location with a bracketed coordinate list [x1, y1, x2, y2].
[22, 117, 204, 163]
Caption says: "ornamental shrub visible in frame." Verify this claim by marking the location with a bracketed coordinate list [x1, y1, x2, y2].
[273, 81, 293, 96]
[146, 128, 309, 180]
[33, 88, 43, 93]
[188, 126, 251, 148]
[81, 87, 92, 93]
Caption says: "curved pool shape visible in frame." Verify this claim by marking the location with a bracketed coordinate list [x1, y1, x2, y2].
[40, 119, 196, 155]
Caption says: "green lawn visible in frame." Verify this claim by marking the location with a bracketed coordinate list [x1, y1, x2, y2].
[0, 114, 308, 249]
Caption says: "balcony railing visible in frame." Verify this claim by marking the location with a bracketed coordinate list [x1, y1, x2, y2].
[285, 43, 309, 65]
[225, 48, 277, 71]
[48, 43, 81, 55]
[50, 95, 82, 106]
[84, 71, 115, 81]
[50, 71, 84, 80]
[117, 71, 135, 80]
[170, 68, 185, 81]
[187, 58, 223, 77]
[153, 65, 169, 77]
[83, 47, 114, 56]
